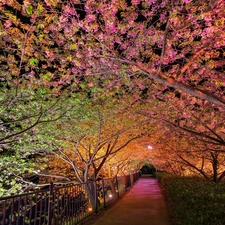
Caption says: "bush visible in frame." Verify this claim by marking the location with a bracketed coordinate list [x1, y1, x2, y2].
[156, 174, 225, 225]
[155, 172, 171, 183]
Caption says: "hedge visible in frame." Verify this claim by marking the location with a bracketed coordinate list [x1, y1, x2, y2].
[156, 173, 225, 225]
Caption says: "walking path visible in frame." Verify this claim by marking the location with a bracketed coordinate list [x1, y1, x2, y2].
[84, 176, 172, 225]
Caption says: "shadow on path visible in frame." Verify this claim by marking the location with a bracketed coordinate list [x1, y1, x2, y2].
[83, 176, 172, 225]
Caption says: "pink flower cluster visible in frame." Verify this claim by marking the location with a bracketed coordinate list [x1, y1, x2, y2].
[131, 0, 141, 5]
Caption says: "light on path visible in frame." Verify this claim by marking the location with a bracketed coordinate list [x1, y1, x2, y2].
[148, 145, 153, 150]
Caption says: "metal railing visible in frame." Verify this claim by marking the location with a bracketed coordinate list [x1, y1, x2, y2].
[0, 172, 141, 225]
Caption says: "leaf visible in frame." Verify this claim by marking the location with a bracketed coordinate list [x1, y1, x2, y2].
[29, 58, 38, 66]
[37, 24, 45, 30]
[37, 3, 44, 14]
[26, 6, 33, 16]
[69, 43, 77, 50]
[44, 0, 58, 7]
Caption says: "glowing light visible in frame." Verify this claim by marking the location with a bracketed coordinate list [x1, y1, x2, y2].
[148, 145, 153, 150]
[109, 194, 113, 198]
[88, 207, 93, 212]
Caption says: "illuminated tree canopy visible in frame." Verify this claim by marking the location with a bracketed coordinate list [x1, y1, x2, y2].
[0, 0, 224, 105]
[0, 0, 225, 195]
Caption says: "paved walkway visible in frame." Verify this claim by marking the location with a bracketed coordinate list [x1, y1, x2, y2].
[85, 176, 172, 225]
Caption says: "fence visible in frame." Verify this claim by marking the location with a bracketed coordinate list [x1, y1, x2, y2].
[0, 172, 141, 225]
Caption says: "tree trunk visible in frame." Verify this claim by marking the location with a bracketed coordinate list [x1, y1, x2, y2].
[211, 153, 219, 183]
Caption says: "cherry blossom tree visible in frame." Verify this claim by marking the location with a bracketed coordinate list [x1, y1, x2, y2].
[140, 97, 225, 182]
[36, 96, 148, 208]
[0, 0, 224, 107]
[42, 96, 148, 183]
[0, 86, 85, 196]
[1, 0, 225, 193]
[105, 139, 153, 177]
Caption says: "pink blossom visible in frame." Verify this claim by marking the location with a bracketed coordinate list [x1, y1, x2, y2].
[183, 0, 192, 4]
[115, 36, 122, 44]
[86, 14, 96, 23]
[59, 15, 68, 23]
[4, 20, 12, 28]
[58, 79, 64, 84]
[88, 82, 94, 87]
[106, 21, 117, 33]
[131, 0, 140, 5]
[29, 71, 35, 76]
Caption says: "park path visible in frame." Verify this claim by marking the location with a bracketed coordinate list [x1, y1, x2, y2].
[85, 176, 172, 225]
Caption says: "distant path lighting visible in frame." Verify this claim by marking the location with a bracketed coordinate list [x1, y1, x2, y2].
[148, 145, 153, 150]
[108, 190, 113, 198]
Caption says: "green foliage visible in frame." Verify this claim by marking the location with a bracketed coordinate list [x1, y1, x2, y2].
[155, 171, 170, 183]
[25, 5, 33, 16]
[156, 174, 225, 225]
[0, 85, 78, 196]
[29, 57, 38, 66]
[0, 152, 35, 197]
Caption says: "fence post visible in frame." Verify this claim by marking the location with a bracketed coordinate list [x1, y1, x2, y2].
[94, 180, 98, 214]
[101, 178, 106, 208]
[48, 182, 53, 225]
[115, 175, 120, 198]
[128, 175, 131, 188]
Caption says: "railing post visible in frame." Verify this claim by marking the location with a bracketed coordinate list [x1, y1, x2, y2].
[48, 182, 53, 225]
[115, 175, 120, 198]
[128, 175, 131, 188]
[94, 180, 98, 214]
[101, 178, 106, 208]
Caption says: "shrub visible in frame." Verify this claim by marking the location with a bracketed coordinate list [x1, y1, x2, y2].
[155, 172, 171, 183]
[156, 174, 225, 225]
